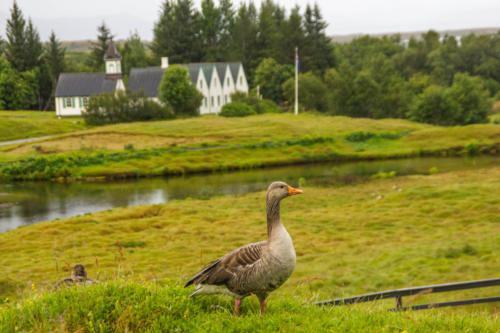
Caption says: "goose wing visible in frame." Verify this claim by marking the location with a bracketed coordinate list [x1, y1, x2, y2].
[184, 241, 265, 287]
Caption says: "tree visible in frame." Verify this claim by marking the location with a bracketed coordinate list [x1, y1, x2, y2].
[158, 65, 203, 116]
[88, 22, 112, 71]
[229, 2, 258, 84]
[45, 31, 66, 89]
[254, 58, 293, 103]
[447, 73, 490, 124]
[0, 57, 36, 110]
[5, 1, 26, 72]
[120, 31, 149, 77]
[407, 85, 458, 125]
[282, 71, 328, 111]
[24, 18, 43, 70]
[83, 90, 172, 125]
[200, 0, 222, 61]
[279, 5, 305, 66]
[302, 3, 334, 73]
[152, 0, 202, 63]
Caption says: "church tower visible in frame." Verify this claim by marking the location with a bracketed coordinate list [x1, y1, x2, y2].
[104, 39, 122, 76]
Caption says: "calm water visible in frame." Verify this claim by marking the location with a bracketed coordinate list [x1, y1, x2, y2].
[0, 156, 497, 232]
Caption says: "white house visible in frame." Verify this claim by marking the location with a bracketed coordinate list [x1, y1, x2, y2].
[54, 40, 125, 117]
[127, 58, 249, 115]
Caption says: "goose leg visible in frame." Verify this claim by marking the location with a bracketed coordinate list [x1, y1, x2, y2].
[234, 299, 242, 316]
[259, 299, 266, 315]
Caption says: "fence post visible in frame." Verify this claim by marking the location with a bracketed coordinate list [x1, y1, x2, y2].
[396, 296, 403, 310]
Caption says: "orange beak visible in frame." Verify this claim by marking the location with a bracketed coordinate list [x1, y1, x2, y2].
[288, 186, 303, 196]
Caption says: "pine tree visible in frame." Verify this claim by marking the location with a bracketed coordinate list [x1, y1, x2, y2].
[88, 22, 112, 71]
[24, 18, 43, 69]
[302, 4, 334, 73]
[229, 3, 258, 84]
[151, 0, 175, 62]
[200, 0, 222, 61]
[273, 5, 305, 66]
[45, 31, 66, 88]
[5, 1, 27, 72]
[218, 0, 235, 60]
[256, 0, 281, 61]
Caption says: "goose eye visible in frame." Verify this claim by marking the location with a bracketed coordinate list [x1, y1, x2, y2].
[280, 185, 284, 189]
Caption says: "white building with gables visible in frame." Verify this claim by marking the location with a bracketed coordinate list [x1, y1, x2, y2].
[54, 40, 125, 117]
[128, 57, 249, 114]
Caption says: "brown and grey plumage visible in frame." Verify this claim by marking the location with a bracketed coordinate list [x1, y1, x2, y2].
[55, 264, 98, 289]
[185, 181, 303, 315]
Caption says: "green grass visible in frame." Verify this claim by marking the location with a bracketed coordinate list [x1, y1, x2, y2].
[1, 281, 498, 332]
[1, 168, 498, 302]
[0, 111, 87, 142]
[0, 114, 499, 181]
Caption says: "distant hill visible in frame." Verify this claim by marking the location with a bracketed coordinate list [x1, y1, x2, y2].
[331, 27, 500, 43]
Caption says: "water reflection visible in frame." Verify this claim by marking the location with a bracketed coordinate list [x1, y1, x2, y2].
[0, 156, 497, 232]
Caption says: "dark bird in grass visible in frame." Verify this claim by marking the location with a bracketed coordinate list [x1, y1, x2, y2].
[185, 181, 303, 316]
[55, 264, 98, 289]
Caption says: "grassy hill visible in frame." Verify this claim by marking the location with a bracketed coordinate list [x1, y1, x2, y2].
[0, 113, 499, 181]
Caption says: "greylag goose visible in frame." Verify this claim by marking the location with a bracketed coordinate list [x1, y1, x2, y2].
[55, 264, 98, 288]
[185, 181, 302, 315]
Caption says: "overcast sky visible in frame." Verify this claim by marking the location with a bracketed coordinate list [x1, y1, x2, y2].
[0, 0, 499, 41]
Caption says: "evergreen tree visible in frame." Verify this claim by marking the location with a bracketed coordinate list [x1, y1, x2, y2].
[302, 3, 334, 73]
[24, 18, 43, 69]
[5, 1, 26, 72]
[218, 0, 235, 59]
[200, 0, 222, 61]
[229, 3, 258, 84]
[120, 31, 149, 77]
[280, 5, 305, 66]
[151, 0, 175, 61]
[45, 31, 66, 88]
[256, 0, 281, 61]
[152, 0, 202, 63]
[88, 22, 112, 71]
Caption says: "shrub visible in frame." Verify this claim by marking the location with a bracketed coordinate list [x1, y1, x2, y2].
[83, 90, 173, 125]
[158, 65, 203, 116]
[230, 92, 281, 114]
[220, 102, 256, 117]
[282, 72, 328, 112]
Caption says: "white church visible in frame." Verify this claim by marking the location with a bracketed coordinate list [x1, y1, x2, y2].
[55, 40, 249, 117]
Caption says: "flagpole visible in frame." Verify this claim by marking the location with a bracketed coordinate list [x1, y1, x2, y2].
[294, 46, 298, 116]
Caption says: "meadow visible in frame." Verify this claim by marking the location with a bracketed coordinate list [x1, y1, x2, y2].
[0, 167, 498, 331]
[0, 111, 87, 142]
[0, 113, 499, 181]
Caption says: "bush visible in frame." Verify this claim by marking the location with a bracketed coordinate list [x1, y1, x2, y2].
[158, 65, 203, 117]
[83, 90, 173, 125]
[407, 85, 459, 126]
[282, 72, 328, 112]
[220, 102, 257, 117]
[229, 92, 281, 114]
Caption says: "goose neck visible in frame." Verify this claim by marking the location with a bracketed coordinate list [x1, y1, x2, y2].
[266, 197, 281, 238]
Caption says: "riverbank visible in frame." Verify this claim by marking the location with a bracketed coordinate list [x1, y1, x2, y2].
[0, 114, 499, 181]
[1, 167, 498, 305]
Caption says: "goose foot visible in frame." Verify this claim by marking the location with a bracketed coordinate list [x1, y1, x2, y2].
[260, 299, 266, 315]
[234, 299, 241, 316]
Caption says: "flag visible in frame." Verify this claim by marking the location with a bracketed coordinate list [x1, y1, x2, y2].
[295, 50, 300, 73]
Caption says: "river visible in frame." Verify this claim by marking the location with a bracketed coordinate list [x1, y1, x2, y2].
[0, 156, 497, 232]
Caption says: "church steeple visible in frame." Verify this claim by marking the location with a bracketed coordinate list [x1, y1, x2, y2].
[104, 39, 121, 76]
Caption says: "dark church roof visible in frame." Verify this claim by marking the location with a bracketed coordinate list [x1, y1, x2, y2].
[128, 62, 243, 97]
[104, 40, 121, 60]
[54, 73, 120, 97]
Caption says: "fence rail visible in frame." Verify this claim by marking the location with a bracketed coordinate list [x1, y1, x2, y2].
[315, 278, 500, 311]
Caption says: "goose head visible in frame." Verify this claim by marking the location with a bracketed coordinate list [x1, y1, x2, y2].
[266, 181, 303, 202]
